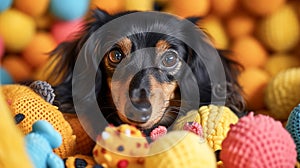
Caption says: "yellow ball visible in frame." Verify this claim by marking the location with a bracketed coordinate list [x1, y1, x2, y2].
[0, 9, 36, 52]
[197, 16, 229, 49]
[265, 68, 300, 120]
[145, 131, 216, 168]
[257, 4, 300, 52]
[264, 53, 300, 77]
[125, 0, 154, 11]
[241, 0, 286, 16]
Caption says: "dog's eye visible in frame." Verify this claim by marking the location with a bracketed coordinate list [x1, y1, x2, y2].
[108, 49, 124, 64]
[161, 50, 179, 68]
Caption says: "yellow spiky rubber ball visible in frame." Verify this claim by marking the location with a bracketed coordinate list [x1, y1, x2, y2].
[265, 68, 300, 120]
[257, 4, 300, 52]
[145, 131, 216, 168]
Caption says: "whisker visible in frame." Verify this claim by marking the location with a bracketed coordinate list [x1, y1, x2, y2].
[167, 99, 182, 102]
[100, 106, 117, 110]
[105, 112, 117, 119]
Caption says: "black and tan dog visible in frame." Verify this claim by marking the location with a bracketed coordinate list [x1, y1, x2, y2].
[51, 9, 245, 134]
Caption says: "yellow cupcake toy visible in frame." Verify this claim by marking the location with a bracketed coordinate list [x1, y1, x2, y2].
[93, 124, 149, 168]
[145, 131, 217, 168]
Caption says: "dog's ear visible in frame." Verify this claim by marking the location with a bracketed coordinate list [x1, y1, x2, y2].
[185, 16, 201, 24]
[186, 48, 245, 117]
[217, 50, 245, 117]
[50, 8, 111, 112]
[50, 9, 111, 81]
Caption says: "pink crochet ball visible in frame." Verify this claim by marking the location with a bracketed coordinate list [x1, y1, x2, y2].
[150, 126, 167, 141]
[220, 112, 297, 168]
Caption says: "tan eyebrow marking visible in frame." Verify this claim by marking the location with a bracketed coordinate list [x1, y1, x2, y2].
[156, 40, 171, 54]
[117, 37, 132, 56]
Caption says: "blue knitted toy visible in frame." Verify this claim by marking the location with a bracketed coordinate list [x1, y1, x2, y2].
[286, 104, 300, 161]
[25, 120, 64, 168]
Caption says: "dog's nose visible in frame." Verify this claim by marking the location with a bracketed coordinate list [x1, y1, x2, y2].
[125, 108, 152, 123]
[126, 88, 152, 123]
[130, 88, 151, 111]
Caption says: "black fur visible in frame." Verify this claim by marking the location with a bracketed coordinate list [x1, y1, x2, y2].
[51, 9, 245, 132]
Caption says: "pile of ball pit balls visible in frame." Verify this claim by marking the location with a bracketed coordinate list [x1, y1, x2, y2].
[0, 0, 300, 134]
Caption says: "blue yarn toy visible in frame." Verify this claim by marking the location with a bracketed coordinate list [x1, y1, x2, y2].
[25, 120, 64, 168]
[286, 104, 300, 161]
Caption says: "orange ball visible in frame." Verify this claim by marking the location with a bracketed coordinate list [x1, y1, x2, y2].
[2, 55, 32, 82]
[241, 0, 286, 16]
[22, 32, 57, 69]
[230, 36, 268, 69]
[211, 0, 237, 16]
[238, 67, 270, 110]
[225, 13, 255, 39]
[14, 0, 50, 17]
[166, 0, 210, 17]
[90, 0, 125, 14]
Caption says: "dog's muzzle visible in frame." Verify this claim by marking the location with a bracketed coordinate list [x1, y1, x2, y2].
[125, 70, 153, 123]
[125, 87, 152, 123]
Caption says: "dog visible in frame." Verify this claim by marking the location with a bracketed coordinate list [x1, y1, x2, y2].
[51, 9, 245, 135]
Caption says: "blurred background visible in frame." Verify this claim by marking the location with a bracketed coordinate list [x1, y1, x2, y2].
[0, 0, 299, 122]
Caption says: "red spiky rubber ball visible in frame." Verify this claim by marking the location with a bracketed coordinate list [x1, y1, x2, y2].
[221, 113, 297, 167]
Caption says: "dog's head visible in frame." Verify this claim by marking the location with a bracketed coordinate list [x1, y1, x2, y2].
[52, 9, 245, 133]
